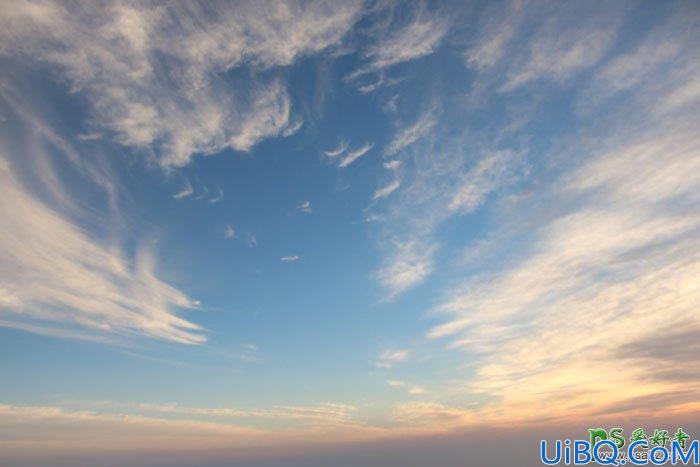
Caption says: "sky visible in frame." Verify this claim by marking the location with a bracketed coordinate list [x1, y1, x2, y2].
[0, 1, 699, 465]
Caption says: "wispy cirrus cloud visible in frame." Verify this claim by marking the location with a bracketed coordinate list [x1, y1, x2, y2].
[365, 14, 447, 70]
[367, 4, 623, 303]
[245, 233, 258, 248]
[577, 12, 698, 115]
[208, 185, 224, 203]
[324, 138, 349, 157]
[366, 3, 630, 304]
[224, 225, 236, 239]
[356, 75, 384, 94]
[282, 118, 304, 137]
[383, 160, 401, 171]
[372, 179, 401, 201]
[297, 200, 312, 213]
[172, 179, 194, 200]
[375, 240, 436, 299]
[429, 127, 700, 422]
[463, 1, 524, 70]
[425, 8, 700, 422]
[463, 2, 625, 92]
[236, 343, 262, 363]
[384, 108, 437, 156]
[338, 142, 373, 168]
[390, 402, 475, 430]
[370, 129, 524, 299]
[503, 24, 618, 91]
[2, 0, 699, 454]
[348, 6, 449, 81]
[446, 150, 522, 215]
[0, 1, 362, 167]
[174, 178, 224, 203]
[0, 400, 388, 454]
[0, 132, 204, 345]
[83, 399, 360, 424]
[386, 380, 427, 396]
[375, 349, 410, 369]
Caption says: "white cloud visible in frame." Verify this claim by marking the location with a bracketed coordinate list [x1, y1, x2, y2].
[427, 85, 700, 422]
[463, 3, 626, 94]
[349, 9, 448, 80]
[384, 108, 437, 156]
[464, 1, 523, 70]
[386, 380, 427, 395]
[245, 233, 258, 248]
[447, 150, 521, 214]
[208, 185, 224, 203]
[282, 118, 304, 137]
[578, 13, 699, 115]
[357, 75, 384, 94]
[236, 343, 262, 363]
[376, 349, 411, 368]
[391, 402, 474, 429]
[298, 200, 312, 213]
[0, 1, 362, 167]
[378, 143, 527, 303]
[338, 142, 373, 168]
[658, 70, 700, 113]
[0, 403, 263, 452]
[376, 241, 436, 299]
[370, 125, 524, 299]
[362, 6, 700, 423]
[324, 138, 349, 157]
[501, 6, 621, 91]
[384, 94, 400, 113]
[408, 386, 428, 396]
[0, 400, 384, 454]
[174, 178, 224, 203]
[280, 255, 300, 262]
[367, 5, 621, 305]
[124, 400, 360, 424]
[225, 81, 293, 155]
[366, 95, 526, 301]
[224, 225, 236, 239]
[0, 147, 204, 345]
[372, 179, 401, 201]
[173, 179, 194, 200]
[384, 160, 401, 171]
[76, 132, 103, 141]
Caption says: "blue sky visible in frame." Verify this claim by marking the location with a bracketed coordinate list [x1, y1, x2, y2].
[1, 1, 699, 464]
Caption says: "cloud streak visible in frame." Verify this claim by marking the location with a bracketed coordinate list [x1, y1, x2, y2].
[376, 349, 410, 369]
[0, 142, 204, 345]
[372, 179, 401, 201]
[338, 142, 373, 168]
[376, 241, 436, 299]
[384, 108, 437, 156]
[0, 1, 362, 167]
[324, 138, 349, 157]
[387, 380, 427, 396]
[298, 200, 312, 213]
[426, 12, 700, 421]
[348, 7, 449, 81]
[208, 185, 224, 203]
[172, 179, 194, 200]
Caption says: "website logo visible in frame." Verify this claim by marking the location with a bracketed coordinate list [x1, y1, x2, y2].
[540, 427, 699, 465]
